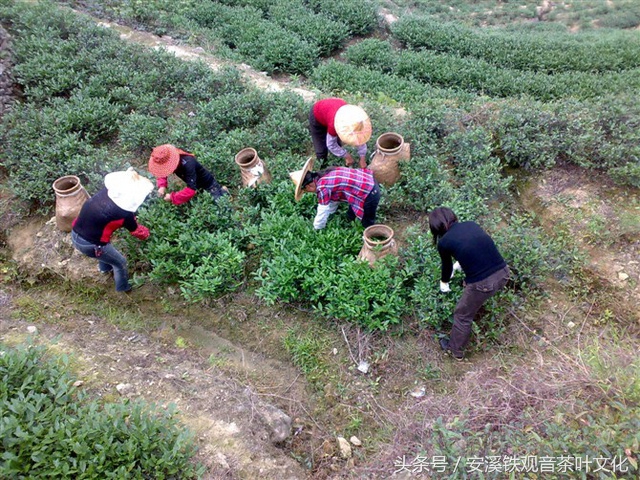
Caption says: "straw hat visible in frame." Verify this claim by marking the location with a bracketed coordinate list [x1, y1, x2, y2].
[334, 105, 372, 146]
[148, 144, 180, 178]
[104, 168, 154, 212]
[289, 157, 315, 201]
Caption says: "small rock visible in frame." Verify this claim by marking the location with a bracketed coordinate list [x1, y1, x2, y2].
[350, 436, 362, 446]
[27, 326, 38, 334]
[337, 436, 352, 458]
[567, 321, 576, 329]
[332, 348, 338, 355]
[73, 380, 84, 387]
[116, 383, 131, 394]
[255, 403, 292, 443]
[215, 452, 230, 469]
[618, 272, 629, 281]
[410, 386, 426, 398]
[357, 360, 369, 374]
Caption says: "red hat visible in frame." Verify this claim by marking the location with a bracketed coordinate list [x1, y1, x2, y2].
[148, 144, 180, 178]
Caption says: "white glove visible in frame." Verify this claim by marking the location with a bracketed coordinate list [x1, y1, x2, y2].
[450, 261, 462, 279]
[440, 281, 451, 293]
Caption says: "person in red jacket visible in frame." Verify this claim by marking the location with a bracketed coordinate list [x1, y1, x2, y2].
[309, 98, 372, 168]
[148, 144, 227, 205]
[71, 168, 152, 293]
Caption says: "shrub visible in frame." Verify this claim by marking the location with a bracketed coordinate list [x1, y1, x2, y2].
[124, 195, 248, 302]
[0, 102, 120, 206]
[187, 1, 317, 75]
[252, 185, 407, 331]
[0, 343, 201, 478]
[393, 48, 640, 101]
[268, 0, 349, 56]
[342, 39, 398, 73]
[307, 0, 378, 36]
[310, 60, 464, 107]
[391, 15, 640, 73]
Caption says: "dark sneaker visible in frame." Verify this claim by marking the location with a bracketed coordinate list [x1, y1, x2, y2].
[439, 338, 464, 361]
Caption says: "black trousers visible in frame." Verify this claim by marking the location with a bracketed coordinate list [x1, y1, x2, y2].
[347, 181, 381, 228]
[206, 176, 227, 199]
[308, 107, 342, 163]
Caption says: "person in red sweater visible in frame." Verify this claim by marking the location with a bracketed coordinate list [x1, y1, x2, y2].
[71, 168, 152, 293]
[309, 98, 372, 168]
[148, 144, 227, 205]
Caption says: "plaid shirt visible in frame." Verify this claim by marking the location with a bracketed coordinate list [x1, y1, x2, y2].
[316, 168, 375, 220]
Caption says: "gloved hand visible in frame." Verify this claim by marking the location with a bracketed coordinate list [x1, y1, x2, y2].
[440, 281, 451, 293]
[450, 261, 462, 279]
[130, 224, 150, 240]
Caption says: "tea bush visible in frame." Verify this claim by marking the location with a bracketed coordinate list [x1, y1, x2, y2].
[391, 15, 640, 73]
[310, 60, 467, 107]
[307, 0, 378, 36]
[123, 195, 248, 301]
[393, 48, 640, 101]
[0, 343, 201, 478]
[0, 102, 119, 205]
[252, 183, 407, 331]
[185, 1, 318, 75]
[267, 0, 349, 56]
[342, 39, 398, 73]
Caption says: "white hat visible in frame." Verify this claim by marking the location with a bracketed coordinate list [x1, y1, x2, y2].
[104, 168, 154, 212]
[289, 157, 315, 202]
[334, 105, 372, 146]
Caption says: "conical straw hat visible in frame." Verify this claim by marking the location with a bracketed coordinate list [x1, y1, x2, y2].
[289, 157, 315, 201]
[104, 168, 153, 212]
[334, 105, 372, 146]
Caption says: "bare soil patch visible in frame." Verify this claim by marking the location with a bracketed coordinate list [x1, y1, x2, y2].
[518, 164, 640, 326]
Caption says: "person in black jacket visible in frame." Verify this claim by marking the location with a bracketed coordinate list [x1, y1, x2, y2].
[71, 169, 152, 293]
[148, 144, 227, 204]
[428, 207, 510, 360]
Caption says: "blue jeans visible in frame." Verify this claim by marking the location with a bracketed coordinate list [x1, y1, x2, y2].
[71, 230, 131, 292]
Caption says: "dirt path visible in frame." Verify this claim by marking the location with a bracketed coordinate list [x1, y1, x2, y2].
[0, 274, 311, 479]
[90, 15, 317, 104]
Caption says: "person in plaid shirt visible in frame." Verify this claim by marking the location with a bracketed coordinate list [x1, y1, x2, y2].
[290, 158, 381, 230]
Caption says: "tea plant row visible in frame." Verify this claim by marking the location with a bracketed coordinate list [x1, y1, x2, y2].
[342, 38, 640, 101]
[0, 343, 202, 478]
[391, 15, 640, 73]
[59, 0, 377, 75]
